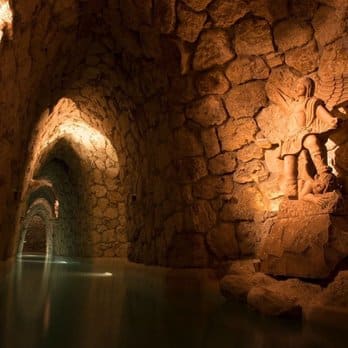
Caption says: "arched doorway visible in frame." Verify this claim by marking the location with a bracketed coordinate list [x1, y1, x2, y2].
[18, 198, 54, 257]
[22, 215, 46, 254]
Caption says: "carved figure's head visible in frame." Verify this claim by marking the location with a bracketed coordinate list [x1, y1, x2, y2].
[295, 77, 314, 98]
[313, 171, 337, 194]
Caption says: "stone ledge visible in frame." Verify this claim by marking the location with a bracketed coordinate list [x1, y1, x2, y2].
[277, 192, 346, 219]
[259, 195, 348, 278]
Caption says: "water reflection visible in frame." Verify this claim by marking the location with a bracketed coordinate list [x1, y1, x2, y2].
[0, 256, 347, 348]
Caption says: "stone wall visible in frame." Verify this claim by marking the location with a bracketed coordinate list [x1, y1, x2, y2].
[0, 0, 346, 266]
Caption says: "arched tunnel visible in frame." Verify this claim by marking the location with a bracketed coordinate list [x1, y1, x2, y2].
[0, 0, 348, 346]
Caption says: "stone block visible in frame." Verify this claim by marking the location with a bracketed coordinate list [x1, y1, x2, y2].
[290, 0, 317, 19]
[248, 286, 302, 317]
[154, 0, 176, 34]
[177, 3, 207, 43]
[237, 143, 263, 163]
[208, 0, 249, 28]
[274, 19, 313, 51]
[208, 152, 237, 175]
[182, 0, 213, 11]
[235, 18, 274, 55]
[319, 38, 348, 78]
[196, 69, 230, 96]
[186, 95, 227, 127]
[259, 193, 348, 278]
[233, 159, 269, 184]
[285, 40, 319, 74]
[312, 5, 346, 47]
[193, 175, 234, 199]
[207, 223, 239, 259]
[201, 127, 220, 158]
[172, 157, 208, 183]
[174, 127, 204, 157]
[193, 29, 235, 71]
[221, 184, 264, 221]
[249, 0, 288, 23]
[236, 221, 261, 256]
[220, 272, 276, 301]
[218, 118, 258, 152]
[225, 56, 269, 85]
[190, 200, 216, 233]
[224, 81, 267, 119]
[306, 271, 348, 328]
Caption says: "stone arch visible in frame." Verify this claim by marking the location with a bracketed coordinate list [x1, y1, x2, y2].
[26, 179, 58, 211]
[33, 158, 78, 256]
[22, 215, 46, 253]
[17, 98, 128, 257]
[18, 198, 54, 257]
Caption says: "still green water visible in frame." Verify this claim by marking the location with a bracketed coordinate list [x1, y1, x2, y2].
[0, 255, 346, 348]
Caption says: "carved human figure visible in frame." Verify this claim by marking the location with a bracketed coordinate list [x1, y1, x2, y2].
[276, 77, 338, 198]
[298, 169, 339, 207]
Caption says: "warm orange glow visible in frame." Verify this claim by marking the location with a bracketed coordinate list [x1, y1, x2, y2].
[0, 1, 12, 41]
[56, 122, 109, 152]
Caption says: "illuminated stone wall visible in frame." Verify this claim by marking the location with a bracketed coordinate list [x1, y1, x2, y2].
[0, 0, 347, 266]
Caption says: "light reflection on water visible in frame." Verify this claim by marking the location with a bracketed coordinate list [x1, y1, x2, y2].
[0, 256, 347, 348]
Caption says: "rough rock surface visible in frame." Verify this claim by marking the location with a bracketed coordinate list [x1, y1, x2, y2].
[193, 29, 235, 71]
[182, 0, 213, 11]
[235, 18, 274, 55]
[186, 96, 227, 127]
[208, 152, 237, 175]
[218, 118, 258, 152]
[259, 193, 348, 278]
[196, 69, 230, 96]
[312, 5, 346, 46]
[225, 56, 269, 85]
[207, 223, 239, 260]
[285, 40, 319, 74]
[177, 3, 207, 43]
[208, 0, 249, 28]
[221, 263, 322, 317]
[0, 0, 347, 271]
[248, 286, 302, 317]
[305, 271, 348, 328]
[224, 81, 268, 119]
[274, 19, 313, 51]
[233, 160, 269, 184]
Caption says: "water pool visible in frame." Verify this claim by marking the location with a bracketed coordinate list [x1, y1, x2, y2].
[0, 255, 346, 348]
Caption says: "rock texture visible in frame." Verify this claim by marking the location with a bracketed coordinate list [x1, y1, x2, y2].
[305, 271, 348, 329]
[221, 260, 322, 318]
[0, 0, 344, 272]
[259, 193, 348, 278]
